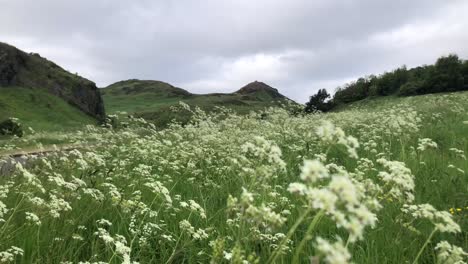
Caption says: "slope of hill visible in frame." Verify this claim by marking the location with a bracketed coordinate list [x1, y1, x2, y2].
[0, 87, 96, 131]
[101, 80, 294, 126]
[0, 42, 105, 121]
[100, 79, 192, 114]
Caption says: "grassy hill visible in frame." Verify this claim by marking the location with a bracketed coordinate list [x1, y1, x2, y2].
[101, 79, 294, 126]
[0, 87, 96, 131]
[0, 42, 105, 121]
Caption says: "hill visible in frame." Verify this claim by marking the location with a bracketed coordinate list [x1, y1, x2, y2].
[101, 80, 294, 126]
[0, 87, 96, 131]
[0, 42, 105, 123]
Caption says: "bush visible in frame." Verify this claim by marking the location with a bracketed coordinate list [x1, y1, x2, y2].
[0, 118, 24, 137]
[102, 114, 129, 129]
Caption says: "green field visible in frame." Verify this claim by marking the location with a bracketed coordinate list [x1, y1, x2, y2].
[0, 91, 466, 263]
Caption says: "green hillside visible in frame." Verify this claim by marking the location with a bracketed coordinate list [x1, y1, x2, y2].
[0, 42, 105, 120]
[0, 87, 96, 131]
[101, 79, 294, 126]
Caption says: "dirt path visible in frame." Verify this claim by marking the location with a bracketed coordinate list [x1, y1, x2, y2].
[0, 143, 86, 157]
[0, 144, 90, 176]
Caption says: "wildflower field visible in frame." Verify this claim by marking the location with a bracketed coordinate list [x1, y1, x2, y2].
[1, 92, 467, 263]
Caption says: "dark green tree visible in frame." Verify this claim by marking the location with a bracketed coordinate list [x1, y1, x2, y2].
[304, 89, 332, 113]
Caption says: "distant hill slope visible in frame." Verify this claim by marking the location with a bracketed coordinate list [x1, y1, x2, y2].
[101, 80, 294, 126]
[0, 42, 105, 120]
[235, 81, 286, 100]
[0, 87, 96, 131]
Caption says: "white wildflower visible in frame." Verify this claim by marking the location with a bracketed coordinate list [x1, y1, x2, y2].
[315, 237, 351, 264]
[300, 160, 329, 183]
[435, 240, 468, 264]
[25, 212, 41, 226]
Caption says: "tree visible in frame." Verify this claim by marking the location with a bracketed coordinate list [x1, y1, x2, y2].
[425, 54, 463, 93]
[376, 66, 408, 95]
[398, 80, 425, 96]
[304, 89, 332, 113]
[325, 54, 467, 104]
[462, 60, 468, 89]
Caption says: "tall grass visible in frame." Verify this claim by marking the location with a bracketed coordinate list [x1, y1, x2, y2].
[0, 92, 467, 263]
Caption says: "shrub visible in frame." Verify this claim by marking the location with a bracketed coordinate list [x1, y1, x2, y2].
[0, 117, 24, 137]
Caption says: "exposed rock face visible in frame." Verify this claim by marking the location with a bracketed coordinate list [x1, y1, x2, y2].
[0, 42, 105, 120]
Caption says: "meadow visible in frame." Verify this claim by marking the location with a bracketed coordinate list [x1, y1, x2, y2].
[0, 92, 467, 263]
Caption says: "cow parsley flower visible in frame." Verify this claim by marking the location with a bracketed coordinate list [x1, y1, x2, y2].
[187, 200, 206, 219]
[48, 194, 72, 218]
[0, 201, 8, 221]
[0, 246, 24, 263]
[417, 138, 438, 151]
[402, 204, 461, 233]
[314, 237, 351, 264]
[300, 160, 329, 183]
[25, 212, 41, 226]
[377, 158, 415, 203]
[434, 240, 468, 264]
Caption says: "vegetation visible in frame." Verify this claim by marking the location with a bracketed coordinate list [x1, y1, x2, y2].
[0, 87, 96, 132]
[0, 118, 23, 137]
[0, 91, 466, 263]
[0, 42, 105, 120]
[0, 87, 98, 152]
[102, 80, 294, 127]
[306, 54, 468, 112]
[304, 89, 333, 113]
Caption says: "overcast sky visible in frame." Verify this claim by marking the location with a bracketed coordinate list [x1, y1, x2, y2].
[1, 0, 468, 102]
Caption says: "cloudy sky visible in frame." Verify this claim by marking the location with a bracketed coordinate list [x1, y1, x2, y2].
[1, 0, 468, 102]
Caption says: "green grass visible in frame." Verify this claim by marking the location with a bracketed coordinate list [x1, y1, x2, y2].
[0, 87, 97, 153]
[0, 87, 96, 131]
[101, 80, 294, 127]
[0, 91, 466, 263]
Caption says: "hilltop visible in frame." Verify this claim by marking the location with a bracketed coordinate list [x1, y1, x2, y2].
[234, 81, 286, 100]
[101, 79, 294, 126]
[0, 42, 105, 126]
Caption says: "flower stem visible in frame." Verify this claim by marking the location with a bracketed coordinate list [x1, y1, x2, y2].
[292, 210, 324, 264]
[267, 207, 311, 264]
[412, 228, 437, 264]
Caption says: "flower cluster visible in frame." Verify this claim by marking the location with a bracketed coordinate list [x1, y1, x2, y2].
[434, 241, 468, 264]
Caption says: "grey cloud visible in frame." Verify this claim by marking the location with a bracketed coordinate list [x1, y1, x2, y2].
[1, 0, 467, 102]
